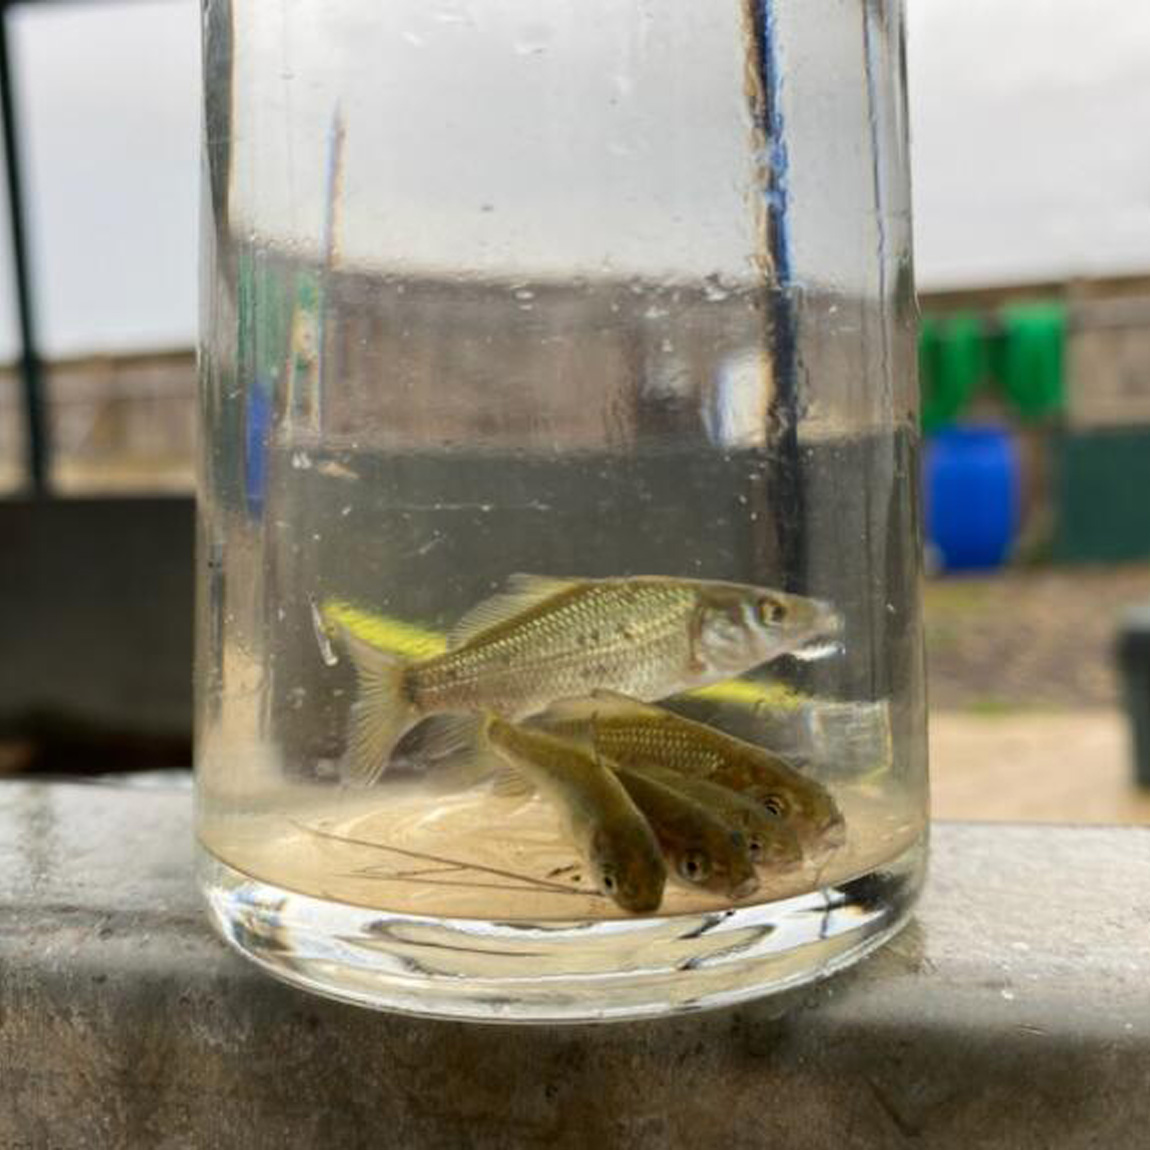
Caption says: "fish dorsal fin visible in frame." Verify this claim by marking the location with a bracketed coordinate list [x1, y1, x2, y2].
[447, 574, 577, 649]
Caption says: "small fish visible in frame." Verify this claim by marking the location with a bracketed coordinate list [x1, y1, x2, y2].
[617, 763, 802, 872]
[537, 691, 846, 852]
[608, 765, 760, 898]
[338, 574, 841, 782]
[483, 717, 667, 914]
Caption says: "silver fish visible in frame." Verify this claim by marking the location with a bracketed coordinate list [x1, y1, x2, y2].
[339, 574, 840, 782]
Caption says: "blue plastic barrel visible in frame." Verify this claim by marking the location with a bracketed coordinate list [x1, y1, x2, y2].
[925, 425, 1020, 571]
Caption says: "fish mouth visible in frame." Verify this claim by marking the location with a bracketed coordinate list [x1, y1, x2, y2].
[820, 818, 848, 849]
[729, 872, 762, 900]
[619, 891, 663, 915]
[807, 818, 847, 857]
[787, 601, 844, 662]
[790, 637, 844, 662]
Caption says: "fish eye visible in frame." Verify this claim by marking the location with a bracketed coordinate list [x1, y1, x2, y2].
[757, 597, 787, 625]
[762, 794, 788, 818]
[678, 851, 711, 883]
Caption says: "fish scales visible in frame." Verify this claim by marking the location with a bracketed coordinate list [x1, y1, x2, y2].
[536, 692, 846, 853]
[412, 581, 699, 715]
[336, 575, 840, 783]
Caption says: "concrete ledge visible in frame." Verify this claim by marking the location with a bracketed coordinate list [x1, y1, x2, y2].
[1, 782, 1148, 1149]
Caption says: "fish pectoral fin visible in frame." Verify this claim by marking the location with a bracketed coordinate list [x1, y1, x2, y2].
[685, 603, 710, 674]
[411, 713, 499, 781]
[446, 574, 578, 648]
[490, 767, 537, 800]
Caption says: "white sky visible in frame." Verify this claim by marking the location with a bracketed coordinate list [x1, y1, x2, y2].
[906, 0, 1150, 289]
[0, 0, 1146, 358]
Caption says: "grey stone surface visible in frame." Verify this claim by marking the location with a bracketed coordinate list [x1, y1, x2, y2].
[1, 781, 1148, 1149]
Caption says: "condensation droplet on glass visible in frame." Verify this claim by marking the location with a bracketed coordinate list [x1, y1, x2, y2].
[291, 450, 312, 470]
[310, 600, 338, 667]
[340, 505, 352, 517]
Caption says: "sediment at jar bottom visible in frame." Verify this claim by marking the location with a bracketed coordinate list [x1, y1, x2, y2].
[196, 769, 923, 923]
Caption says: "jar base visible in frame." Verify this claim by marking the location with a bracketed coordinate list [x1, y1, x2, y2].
[198, 836, 926, 1024]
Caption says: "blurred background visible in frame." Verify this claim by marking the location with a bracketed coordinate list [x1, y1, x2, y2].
[0, 0, 1148, 825]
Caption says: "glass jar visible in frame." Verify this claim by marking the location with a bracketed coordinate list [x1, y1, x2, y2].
[196, 0, 927, 1022]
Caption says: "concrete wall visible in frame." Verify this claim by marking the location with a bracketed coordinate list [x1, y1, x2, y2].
[0, 497, 194, 755]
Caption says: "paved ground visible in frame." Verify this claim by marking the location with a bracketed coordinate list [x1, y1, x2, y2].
[925, 563, 1150, 710]
[926, 562, 1150, 825]
[5, 783, 1150, 1148]
[930, 708, 1150, 825]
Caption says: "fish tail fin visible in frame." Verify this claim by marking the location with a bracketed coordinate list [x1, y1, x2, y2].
[340, 630, 418, 784]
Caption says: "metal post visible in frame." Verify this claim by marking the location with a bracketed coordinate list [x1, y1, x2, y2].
[0, 4, 49, 494]
[742, 0, 804, 588]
